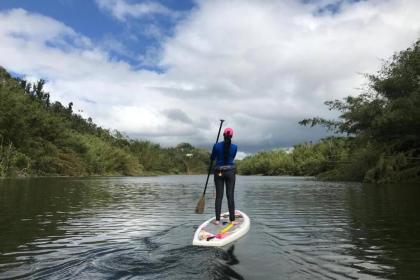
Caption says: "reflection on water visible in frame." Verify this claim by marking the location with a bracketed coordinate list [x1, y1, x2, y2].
[345, 184, 420, 279]
[0, 176, 419, 279]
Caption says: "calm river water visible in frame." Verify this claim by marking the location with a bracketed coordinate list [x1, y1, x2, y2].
[0, 176, 419, 279]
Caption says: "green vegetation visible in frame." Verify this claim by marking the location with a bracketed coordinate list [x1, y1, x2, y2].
[238, 137, 349, 176]
[2, 39, 419, 182]
[239, 40, 420, 183]
[0, 67, 209, 177]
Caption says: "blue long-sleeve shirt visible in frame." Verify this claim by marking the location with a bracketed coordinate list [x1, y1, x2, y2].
[210, 141, 237, 167]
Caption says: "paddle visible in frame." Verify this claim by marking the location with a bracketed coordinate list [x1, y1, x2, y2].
[195, 119, 224, 214]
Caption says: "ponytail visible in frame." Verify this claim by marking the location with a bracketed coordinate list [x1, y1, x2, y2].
[223, 135, 232, 165]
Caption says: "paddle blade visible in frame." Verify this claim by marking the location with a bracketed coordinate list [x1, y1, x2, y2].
[195, 195, 205, 214]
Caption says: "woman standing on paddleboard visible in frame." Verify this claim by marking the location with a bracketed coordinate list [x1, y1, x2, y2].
[211, 127, 238, 225]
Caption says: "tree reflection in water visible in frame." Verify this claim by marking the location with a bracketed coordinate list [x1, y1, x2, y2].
[346, 183, 420, 278]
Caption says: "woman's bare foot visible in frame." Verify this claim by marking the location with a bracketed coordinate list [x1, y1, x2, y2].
[213, 220, 220, 225]
[230, 220, 239, 225]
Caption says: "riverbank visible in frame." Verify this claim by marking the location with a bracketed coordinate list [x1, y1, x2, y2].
[0, 67, 210, 177]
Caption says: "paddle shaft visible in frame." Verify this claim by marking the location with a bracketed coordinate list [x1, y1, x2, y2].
[202, 119, 224, 196]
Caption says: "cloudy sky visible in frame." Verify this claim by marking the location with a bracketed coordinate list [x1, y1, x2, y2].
[0, 0, 419, 156]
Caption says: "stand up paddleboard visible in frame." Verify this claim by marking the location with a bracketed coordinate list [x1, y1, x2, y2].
[193, 210, 250, 247]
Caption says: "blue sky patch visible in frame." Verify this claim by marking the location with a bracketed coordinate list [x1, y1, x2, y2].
[0, 0, 196, 72]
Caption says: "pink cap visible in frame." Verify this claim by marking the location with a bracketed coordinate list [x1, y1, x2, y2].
[223, 127, 233, 137]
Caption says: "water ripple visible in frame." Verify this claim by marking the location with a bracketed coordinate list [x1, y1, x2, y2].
[1, 176, 420, 279]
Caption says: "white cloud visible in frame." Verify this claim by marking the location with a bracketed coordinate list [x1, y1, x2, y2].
[95, 0, 176, 21]
[0, 1, 420, 153]
[236, 151, 249, 160]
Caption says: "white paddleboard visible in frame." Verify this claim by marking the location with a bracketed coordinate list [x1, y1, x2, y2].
[192, 210, 250, 247]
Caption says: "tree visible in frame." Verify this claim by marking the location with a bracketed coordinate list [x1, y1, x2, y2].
[299, 40, 420, 182]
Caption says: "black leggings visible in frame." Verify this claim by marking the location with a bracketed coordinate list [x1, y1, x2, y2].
[214, 169, 236, 221]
